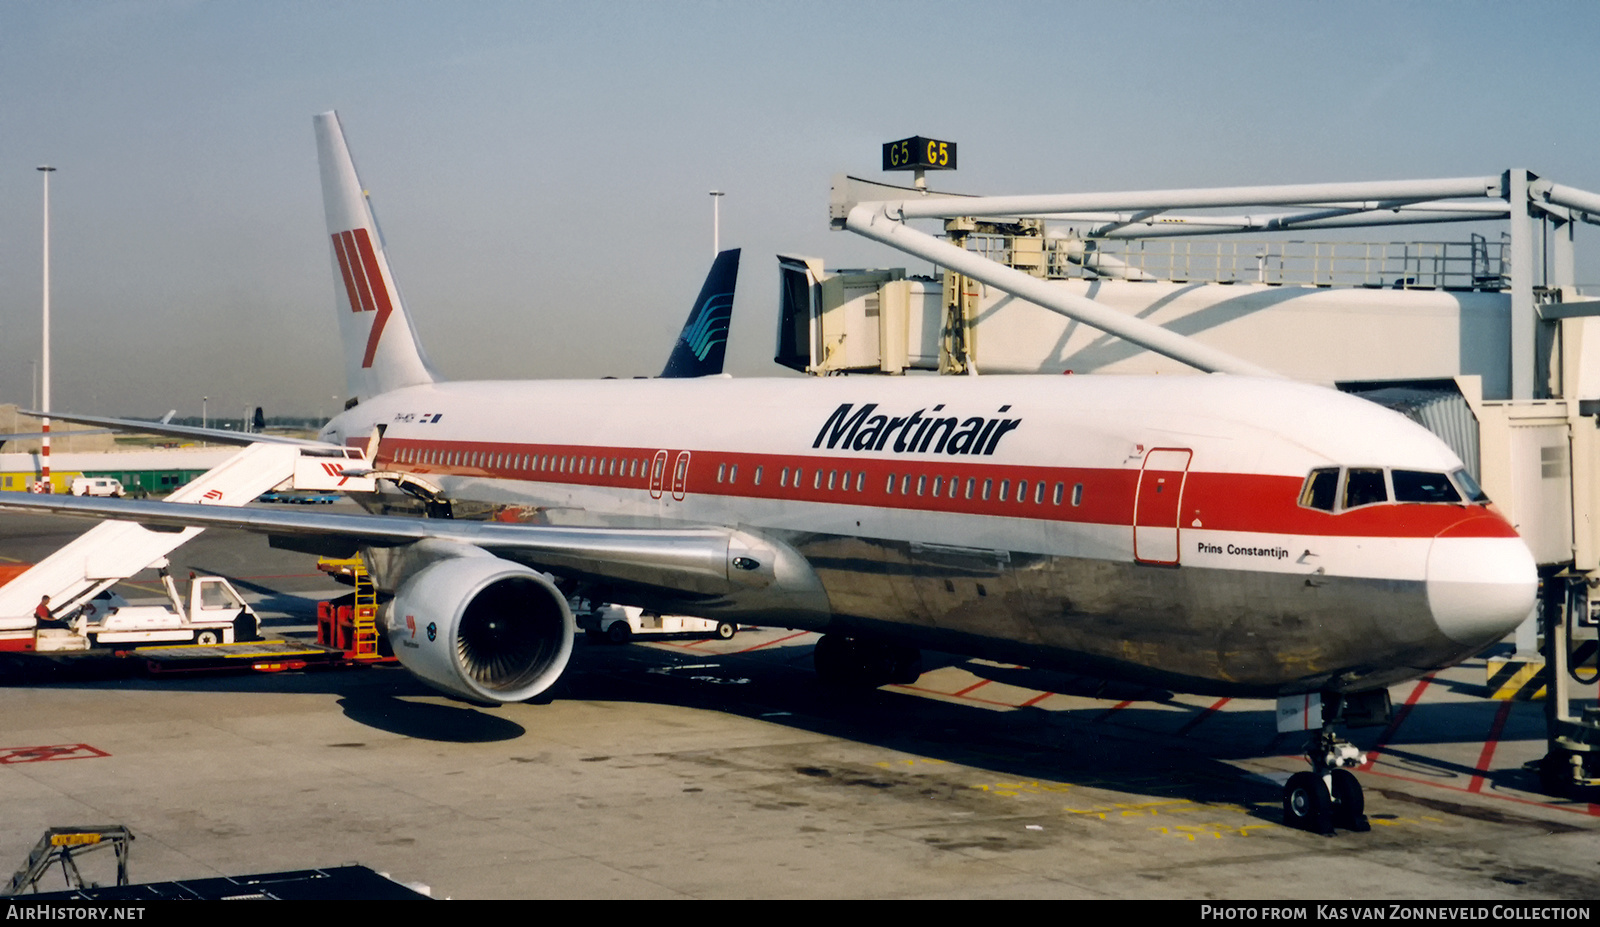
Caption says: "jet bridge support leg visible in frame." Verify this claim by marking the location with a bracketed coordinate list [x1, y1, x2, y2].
[1535, 575, 1600, 797]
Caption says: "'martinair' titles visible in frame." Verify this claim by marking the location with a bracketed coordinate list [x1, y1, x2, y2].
[814, 403, 1022, 456]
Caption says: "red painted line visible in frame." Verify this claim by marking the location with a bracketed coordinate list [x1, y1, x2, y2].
[731, 630, 813, 653]
[1018, 690, 1054, 708]
[1360, 674, 1434, 772]
[1173, 697, 1230, 737]
[1468, 700, 1514, 793]
[889, 682, 1031, 709]
[1360, 765, 1600, 817]
[0, 744, 110, 764]
[954, 678, 992, 697]
[1095, 700, 1134, 722]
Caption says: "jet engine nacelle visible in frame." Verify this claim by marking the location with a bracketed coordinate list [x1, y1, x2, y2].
[385, 554, 575, 704]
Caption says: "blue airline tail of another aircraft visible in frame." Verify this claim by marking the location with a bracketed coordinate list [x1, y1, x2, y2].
[659, 249, 740, 378]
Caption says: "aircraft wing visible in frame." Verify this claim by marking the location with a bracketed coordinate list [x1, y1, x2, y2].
[18, 410, 340, 449]
[0, 492, 776, 601]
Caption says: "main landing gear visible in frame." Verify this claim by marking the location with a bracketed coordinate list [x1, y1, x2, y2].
[813, 634, 923, 689]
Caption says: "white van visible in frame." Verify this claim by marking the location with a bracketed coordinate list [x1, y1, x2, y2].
[70, 477, 124, 497]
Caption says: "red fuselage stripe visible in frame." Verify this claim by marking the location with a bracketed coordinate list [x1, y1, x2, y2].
[371, 437, 1516, 540]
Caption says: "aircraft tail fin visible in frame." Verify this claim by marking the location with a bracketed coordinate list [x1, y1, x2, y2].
[660, 249, 740, 378]
[314, 111, 438, 402]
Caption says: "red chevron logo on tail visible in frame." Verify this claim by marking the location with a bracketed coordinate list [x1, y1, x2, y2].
[330, 227, 394, 369]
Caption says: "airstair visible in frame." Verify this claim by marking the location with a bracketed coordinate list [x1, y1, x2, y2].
[0, 443, 370, 633]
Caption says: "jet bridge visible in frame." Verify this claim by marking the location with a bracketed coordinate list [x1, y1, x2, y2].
[804, 166, 1600, 793]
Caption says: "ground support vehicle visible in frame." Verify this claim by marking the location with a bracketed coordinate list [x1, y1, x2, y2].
[28, 569, 261, 654]
[574, 600, 737, 644]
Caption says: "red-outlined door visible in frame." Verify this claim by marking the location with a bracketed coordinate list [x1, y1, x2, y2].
[648, 450, 668, 499]
[671, 451, 691, 501]
[1134, 448, 1192, 565]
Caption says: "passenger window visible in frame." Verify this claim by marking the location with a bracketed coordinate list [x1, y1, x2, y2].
[886, 474, 896, 493]
[1392, 470, 1462, 503]
[1344, 468, 1387, 509]
[1300, 468, 1339, 512]
[855, 472, 866, 492]
[753, 466, 762, 486]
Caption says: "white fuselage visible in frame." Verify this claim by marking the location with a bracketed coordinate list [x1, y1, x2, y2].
[324, 373, 1535, 697]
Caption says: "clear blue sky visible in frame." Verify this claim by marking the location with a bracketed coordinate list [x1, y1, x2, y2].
[3, 1, 1597, 417]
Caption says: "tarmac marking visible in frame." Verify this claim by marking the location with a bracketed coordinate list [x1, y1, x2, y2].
[1094, 700, 1135, 722]
[968, 780, 1075, 798]
[1359, 673, 1435, 772]
[1066, 799, 1208, 820]
[730, 630, 814, 653]
[873, 758, 948, 770]
[1151, 822, 1277, 841]
[0, 743, 110, 764]
[953, 678, 992, 697]
[1361, 765, 1600, 817]
[1173, 697, 1231, 737]
[889, 682, 1030, 709]
[1468, 700, 1514, 793]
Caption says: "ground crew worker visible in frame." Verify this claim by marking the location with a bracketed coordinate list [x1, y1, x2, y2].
[34, 595, 70, 631]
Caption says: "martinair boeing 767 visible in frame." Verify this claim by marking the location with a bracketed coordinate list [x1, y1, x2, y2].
[0, 112, 1537, 834]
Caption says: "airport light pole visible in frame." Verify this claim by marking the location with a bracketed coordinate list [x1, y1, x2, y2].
[37, 166, 55, 493]
[709, 190, 724, 256]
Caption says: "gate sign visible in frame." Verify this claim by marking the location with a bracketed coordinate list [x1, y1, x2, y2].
[883, 136, 957, 172]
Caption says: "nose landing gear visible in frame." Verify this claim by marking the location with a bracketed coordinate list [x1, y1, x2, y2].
[1282, 728, 1371, 834]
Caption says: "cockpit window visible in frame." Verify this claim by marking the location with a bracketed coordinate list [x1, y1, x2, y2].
[1452, 468, 1490, 503]
[1344, 468, 1388, 509]
[1299, 468, 1339, 512]
[1392, 470, 1462, 503]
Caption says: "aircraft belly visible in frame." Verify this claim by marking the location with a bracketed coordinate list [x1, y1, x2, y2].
[383, 480, 1471, 695]
[792, 531, 1448, 697]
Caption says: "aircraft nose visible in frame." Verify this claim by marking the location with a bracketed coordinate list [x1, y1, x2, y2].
[1426, 516, 1537, 646]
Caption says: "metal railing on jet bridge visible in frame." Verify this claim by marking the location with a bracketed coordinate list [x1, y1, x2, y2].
[964, 235, 1511, 290]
